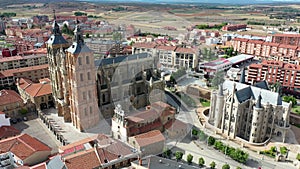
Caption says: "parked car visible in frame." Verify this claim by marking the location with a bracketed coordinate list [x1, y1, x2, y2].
[23, 117, 28, 121]
[10, 118, 17, 124]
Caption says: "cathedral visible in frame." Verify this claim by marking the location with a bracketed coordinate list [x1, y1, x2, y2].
[46, 15, 164, 131]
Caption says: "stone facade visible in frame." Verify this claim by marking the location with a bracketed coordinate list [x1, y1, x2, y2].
[209, 80, 291, 144]
[46, 18, 99, 131]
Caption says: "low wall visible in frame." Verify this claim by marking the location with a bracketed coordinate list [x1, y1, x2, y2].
[186, 84, 211, 100]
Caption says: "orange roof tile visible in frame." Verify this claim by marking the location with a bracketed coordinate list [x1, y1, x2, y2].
[156, 45, 177, 51]
[133, 43, 157, 49]
[164, 119, 187, 131]
[0, 134, 51, 160]
[30, 163, 47, 169]
[132, 130, 165, 147]
[0, 90, 22, 106]
[1, 64, 49, 78]
[18, 78, 52, 97]
[175, 47, 197, 54]
[64, 149, 101, 169]
[0, 126, 21, 140]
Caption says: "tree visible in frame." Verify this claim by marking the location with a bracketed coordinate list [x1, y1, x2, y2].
[74, 11, 87, 16]
[187, 154, 193, 164]
[208, 136, 216, 146]
[62, 24, 73, 35]
[198, 157, 205, 167]
[222, 164, 230, 169]
[236, 167, 242, 169]
[282, 96, 297, 107]
[297, 153, 300, 161]
[163, 148, 172, 158]
[112, 32, 122, 41]
[210, 161, 216, 169]
[18, 108, 28, 115]
[211, 71, 225, 89]
[85, 33, 90, 38]
[175, 151, 183, 161]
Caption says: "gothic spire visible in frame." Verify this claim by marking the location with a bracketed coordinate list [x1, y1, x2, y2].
[52, 9, 61, 36]
[73, 20, 84, 45]
[255, 92, 262, 108]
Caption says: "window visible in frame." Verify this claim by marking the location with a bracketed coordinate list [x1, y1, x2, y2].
[83, 92, 86, 100]
[78, 57, 82, 65]
[87, 72, 91, 80]
[90, 106, 93, 114]
[80, 73, 83, 81]
[88, 91, 91, 99]
[86, 56, 89, 64]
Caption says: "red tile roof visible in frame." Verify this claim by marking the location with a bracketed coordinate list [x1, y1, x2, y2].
[0, 126, 21, 140]
[0, 134, 51, 160]
[0, 90, 22, 106]
[0, 64, 49, 78]
[263, 42, 279, 47]
[156, 45, 177, 51]
[273, 33, 300, 37]
[64, 149, 101, 169]
[164, 119, 187, 131]
[175, 47, 197, 54]
[132, 130, 165, 147]
[278, 44, 298, 49]
[29, 162, 47, 169]
[133, 43, 157, 49]
[18, 78, 52, 97]
[232, 38, 249, 42]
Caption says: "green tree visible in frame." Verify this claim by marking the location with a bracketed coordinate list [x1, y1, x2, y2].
[208, 136, 216, 146]
[175, 151, 183, 161]
[282, 96, 297, 107]
[112, 32, 122, 41]
[192, 129, 199, 136]
[198, 157, 205, 167]
[280, 146, 288, 155]
[297, 153, 300, 161]
[18, 108, 28, 115]
[163, 148, 172, 158]
[210, 161, 216, 169]
[222, 163, 230, 169]
[85, 33, 90, 38]
[187, 154, 193, 164]
[211, 71, 225, 89]
[236, 167, 242, 169]
[62, 24, 73, 35]
[74, 11, 87, 16]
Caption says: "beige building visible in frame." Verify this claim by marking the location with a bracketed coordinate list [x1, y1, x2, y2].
[0, 64, 49, 87]
[17, 78, 53, 111]
[128, 130, 165, 157]
[46, 18, 99, 131]
[209, 80, 291, 144]
[0, 89, 27, 118]
[0, 53, 48, 71]
[132, 43, 199, 70]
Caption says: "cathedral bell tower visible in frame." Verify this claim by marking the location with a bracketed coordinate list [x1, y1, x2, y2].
[65, 21, 100, 131]
[46, 10, 71, 122]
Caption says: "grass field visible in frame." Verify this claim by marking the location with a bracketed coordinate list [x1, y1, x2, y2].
[292, 105, 300, 115]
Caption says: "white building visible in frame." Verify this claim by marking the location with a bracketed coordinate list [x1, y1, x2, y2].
[209, 80, 291, 144]
[0, 111, 10, 127]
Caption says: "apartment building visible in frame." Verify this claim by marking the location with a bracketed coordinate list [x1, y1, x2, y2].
[132, 43, 199, 69]
[248, 60, 300, 91]
[0, 53, 48, 71]
[0, 64, 49, 87]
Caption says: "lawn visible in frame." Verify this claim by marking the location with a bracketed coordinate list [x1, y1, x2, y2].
[200, 98, 210, 107]
[292, 105, 300, 115]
